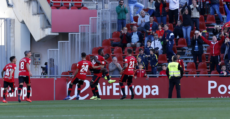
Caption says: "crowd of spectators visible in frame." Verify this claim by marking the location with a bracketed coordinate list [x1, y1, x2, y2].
[113, 0, 230, 77]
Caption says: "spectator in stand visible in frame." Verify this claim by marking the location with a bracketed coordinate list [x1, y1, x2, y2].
[198, 0, 206, 15]
[109, 57, 122, 77]
[148, 0, 156, 16]
[145, 41, 153, 57]
[135, 64, 147, 78]
[144, 17, 158, 47]
[191, 30, 204, 69]
[177, 54, 185, 71]
[190, 0, 200, 30]
[127, 26, 143, 47]
[119, 27, 131, 50]
[210, 0, 223, 24]
[199, 31, 225, 72]
[217, 62, 230, 77]
[212, 25, 222, 37]
[128, 0, 144, 23]
[174, 20, 184, 40]
[224, 2, 230, 22]
[155, 0, 167, 25]
[138, 10, 150, 32]
[137, 48, 148, 70]
[151, 33, 163, 55]
[116, 0, 128, 32]
[159, 64, 167, 77]
[223, 38, 230, 70]
[150, 49, 158, 75]
[156, 24, 164, 39]
[181, 4, 192, 46]
[136, 57, 146, 69]
[162, 24, 175, 62]
[167, 0, 179, 25]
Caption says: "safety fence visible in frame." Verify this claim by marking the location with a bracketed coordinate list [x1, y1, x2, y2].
[0, 75, 229, 101]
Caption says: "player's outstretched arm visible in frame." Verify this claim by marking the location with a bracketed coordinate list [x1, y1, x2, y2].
[92, 65, 104, 69]
[26, 63, 32, 76]
[1, 70, 4, 78]
[72, 69, 79, 78]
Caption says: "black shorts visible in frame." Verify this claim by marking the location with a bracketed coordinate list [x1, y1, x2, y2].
[91, 75, 101, 85]
[71, 78, 84, 85]
[90, 69, 101, 74]
[120, 75, 133, 83]
[4, 81, 14, 88]
[19, 76, 30, 84]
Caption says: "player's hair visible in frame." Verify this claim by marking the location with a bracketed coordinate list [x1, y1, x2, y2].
[172, 55, 178, 61]
[98, 48, 103, 55]
[24, 51, 31, 56]
[162, 64, 167, 67]
[164, 24, 168, 27]
[119, 0, 124, 2]
[147, 40, 151, 43]
[139, 48, 143, 52]
[81, 52, 86, 58]
[127, 49, 133, 54]
[10, 56, 15, 62]
[150, 49, 155, 53]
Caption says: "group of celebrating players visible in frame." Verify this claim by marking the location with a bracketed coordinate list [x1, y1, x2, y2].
[1, 48, 137, 103]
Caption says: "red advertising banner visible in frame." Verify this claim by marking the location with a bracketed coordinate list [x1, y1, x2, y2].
[51, 10, 97, 32]
[0, 77, 229, 101]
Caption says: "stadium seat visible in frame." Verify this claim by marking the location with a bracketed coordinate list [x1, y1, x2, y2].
[47, 0, 51, 4]
[112, 31, 121, 38]
[190, 30, 195, 39]
[63, 0, 71, 6]
[53, 0, 61, 7]
[86, 55, 91, 61]
[71, 63, 77, 72]
[81, 7, 88, 10]
[71, 6, 79, 9]
[103, 47, 112, 54]
[179, 15, 183, 22]
[177, 38, 187, 48]
[199, 22, 207, 32]
[92, 47, 99, 55]
[173, 46, 177, 54]
[204, 46, 210, 55]
[118, 61, 124, 67]
[143, 8, 149, 12]
[102, 40, 111, 47]
[206, 15, 216, 24]
[110, 38, 120, 42]
[158, 54, 167, 64]
[73, 0, 82, 8]
[188, 70, 197, 75]
[114, 54, 124, 62]
[197, 62, 207, 72]
[220, 7, 225, 16]
[153, 17, 158, 22]
[135, 47, 143, 55]
[211, 70, 219, 77]
[167, 23, 174, 31]
[199, 15, 205, 23]
[106, 56, 112, 62]
[61, 72, 69, 78]
[124, 47, 133, 55]
[133, 16, 138, 22]
[59, 6, 68, 9]
[51, 6, 57, 9]
[199, 70, 208, 77]
[113, 47, 123, 55]
[199, 54, 206, 62]
[126, 23, 138, 31]
[186, 62, 196, 72]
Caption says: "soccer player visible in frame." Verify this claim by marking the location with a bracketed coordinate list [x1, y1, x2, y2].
[64, 52, 103, 100]
[1, 56, 17, 103]
[90, 49, 116, 100]
[18, 51, 32, 102]
[120, 49, 137, 100]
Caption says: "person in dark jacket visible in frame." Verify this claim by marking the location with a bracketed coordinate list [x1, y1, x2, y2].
[137, 48, 148, 70]
[222, 38, 230, 70]
[224, 2, 230, 22]
[119, 27, 131, 50]
[150, 49, 158, 75]
[181, 4, 192, 46]
[155, 0, 167, 25]
[173, 20, 184, 40]
[116, 0, 128, 31]
[210, 0, 223, 24]
[144, 17, 158, 47]
[212, 25, 222, 37]
[217, 62, 230, 77]
[127, 26, 143, 47]
[191, 30, 204, 69]
[136, 57, 146, 69]
[162, 24, 175, 62]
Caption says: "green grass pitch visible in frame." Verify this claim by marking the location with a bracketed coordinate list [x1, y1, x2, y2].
[0, 98, 230, 119]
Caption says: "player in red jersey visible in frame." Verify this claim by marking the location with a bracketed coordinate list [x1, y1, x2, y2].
[18, 51, 32, 103]
[1, 56, 17, 103]
[120, 49, 137, 100]
[64, 52, 103, 100]
[89, 49, 116, 100]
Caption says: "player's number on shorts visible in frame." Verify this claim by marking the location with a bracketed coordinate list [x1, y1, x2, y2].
[80, 65, 89, 72]
[129, 61, 135, 68]
[5, 69, 11, 76]
[21, 62, 24, 69]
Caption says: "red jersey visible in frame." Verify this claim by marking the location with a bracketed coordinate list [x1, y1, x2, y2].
[148, 23, 153, 35]
[135, 69, 146, 77]
[74, 60, 93, 80]
[19, 57, 31, 76]
[123, 56, 137, 75]
[177, 59, 185, 71]
[156, 30, 164, 38]
[3, 63, 17, 83]
[91, 55, 105, 77]
[159, 70, 167, 77]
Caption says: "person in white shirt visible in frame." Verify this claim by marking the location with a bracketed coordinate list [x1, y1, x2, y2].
[137, 10, 150, 32]
[127, 26, 142, 47]
[167, 0, 179, 25]
[151, 33, 163, 55]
